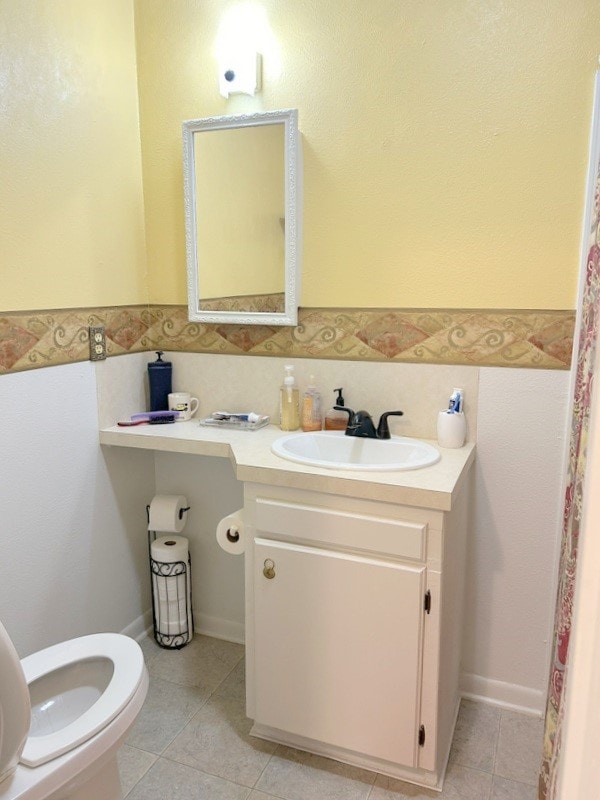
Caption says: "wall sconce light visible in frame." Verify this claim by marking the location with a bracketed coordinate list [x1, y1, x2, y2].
[218, 50, 262, 98]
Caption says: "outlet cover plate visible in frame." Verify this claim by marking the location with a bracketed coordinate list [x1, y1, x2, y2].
[89, 325, 107, 361]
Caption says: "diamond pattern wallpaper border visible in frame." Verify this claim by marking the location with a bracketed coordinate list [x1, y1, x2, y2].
[0, 305, 575, 375]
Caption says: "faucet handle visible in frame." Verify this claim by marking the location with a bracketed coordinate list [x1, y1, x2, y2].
[376, 410, 404, 439]
[334, 405, 353, 418]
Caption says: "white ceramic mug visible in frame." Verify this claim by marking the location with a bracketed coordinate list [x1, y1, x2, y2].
[168, 392, 199, 422]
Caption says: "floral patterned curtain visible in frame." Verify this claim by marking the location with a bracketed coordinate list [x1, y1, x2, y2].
[539, 165, 600, 798]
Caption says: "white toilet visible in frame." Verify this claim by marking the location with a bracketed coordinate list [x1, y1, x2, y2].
[0, 620, 148, 800]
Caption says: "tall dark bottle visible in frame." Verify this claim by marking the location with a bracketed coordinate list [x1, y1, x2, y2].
[147, 351, 172, 411]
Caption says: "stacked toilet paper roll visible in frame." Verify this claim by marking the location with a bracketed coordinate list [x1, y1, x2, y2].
[148, 495, 193, 643]
[216, 509, 245, 555]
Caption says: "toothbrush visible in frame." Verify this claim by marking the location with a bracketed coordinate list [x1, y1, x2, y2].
[448, 389, 462, 414]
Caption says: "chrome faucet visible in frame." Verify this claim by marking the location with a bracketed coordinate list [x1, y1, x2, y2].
[334, 407, 404, 439]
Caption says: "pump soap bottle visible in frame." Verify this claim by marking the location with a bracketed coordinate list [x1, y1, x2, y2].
[280, 365, 300, 431]
[147, 351, 172, 411]
[301, 376, 322, 431]
[324, 388, 349, 431]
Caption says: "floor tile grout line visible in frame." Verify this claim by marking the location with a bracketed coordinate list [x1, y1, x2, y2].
[121, 745, 158, 799]
[491, 706, 502, 777]
[249, 741, 280, 794]
[492, 708, 544, 785]
[364, 771, 378, 799]
[132, 642, 266, 791]
[156, 751, 266, 792]
[139, 636, 245, 753]
[152, 694, 224, 760]
[124, 743, 161, 759]
[139, 672, 216, 706]
[204, 651, 246, 703]
[131, 686, 240, 759]
[485, 759, 494, 800]
[130, 684, 213, 758]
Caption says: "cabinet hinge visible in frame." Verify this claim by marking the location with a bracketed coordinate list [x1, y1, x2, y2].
[418, 724, 426, 746]
[424, 590, 431, 614]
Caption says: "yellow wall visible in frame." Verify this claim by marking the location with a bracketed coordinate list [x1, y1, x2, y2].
[2, 2, 599, 314]
[136, 0, 600, 310]
[0, 0, 147, 312]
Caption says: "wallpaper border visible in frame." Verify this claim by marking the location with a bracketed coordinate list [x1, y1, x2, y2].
[0, 304, 575, 375]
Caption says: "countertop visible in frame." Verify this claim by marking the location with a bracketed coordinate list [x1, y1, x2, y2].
[99, 422, 475, 511]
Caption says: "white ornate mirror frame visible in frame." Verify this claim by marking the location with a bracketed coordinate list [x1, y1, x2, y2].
[183, 108, 301, 326]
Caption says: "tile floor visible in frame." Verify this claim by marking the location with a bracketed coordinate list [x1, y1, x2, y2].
[119, 634, 544, 800]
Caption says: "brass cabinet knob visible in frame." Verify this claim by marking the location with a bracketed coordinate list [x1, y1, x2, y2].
[263, 558, 276, 579]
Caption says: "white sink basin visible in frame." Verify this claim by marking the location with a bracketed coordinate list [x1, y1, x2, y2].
[271, 430, 440, 471]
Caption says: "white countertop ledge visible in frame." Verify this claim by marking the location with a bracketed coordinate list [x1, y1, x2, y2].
[99, 422, 475, 511]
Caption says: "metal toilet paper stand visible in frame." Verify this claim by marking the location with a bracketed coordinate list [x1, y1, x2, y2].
[147, 503, 193, 650]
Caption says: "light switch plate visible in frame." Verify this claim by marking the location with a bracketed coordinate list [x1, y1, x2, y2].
[89, 325, 107, 361]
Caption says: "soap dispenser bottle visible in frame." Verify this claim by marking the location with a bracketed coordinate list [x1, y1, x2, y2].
[301, 376, 322, 431]
[279, 365, 300, 431]
[147, 351, 172, 411]
[324, 388, 349, 431]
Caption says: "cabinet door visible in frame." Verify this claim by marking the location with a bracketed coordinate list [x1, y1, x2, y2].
[253, 537, 426, 766]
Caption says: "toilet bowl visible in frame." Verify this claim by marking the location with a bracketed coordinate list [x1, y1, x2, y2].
[0, 620, 148, 800]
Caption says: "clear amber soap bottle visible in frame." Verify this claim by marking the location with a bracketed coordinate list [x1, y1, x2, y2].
[280, 365, 300, 431]
[301, 376, 322, 431]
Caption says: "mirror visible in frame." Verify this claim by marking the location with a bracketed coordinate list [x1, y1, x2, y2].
[183, 109, 301, 326]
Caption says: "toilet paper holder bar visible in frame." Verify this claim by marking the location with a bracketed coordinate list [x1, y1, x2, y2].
[145, 503, 190, 524]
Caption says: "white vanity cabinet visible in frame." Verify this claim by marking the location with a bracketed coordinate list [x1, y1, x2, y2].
[244, 481, 470, 790]
[98, 420, 473, 789]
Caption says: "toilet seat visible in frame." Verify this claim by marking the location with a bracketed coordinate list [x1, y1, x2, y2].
[20, 634, 145, 768]
[0, 622, 31, 784]
[0, 667, 148, 800]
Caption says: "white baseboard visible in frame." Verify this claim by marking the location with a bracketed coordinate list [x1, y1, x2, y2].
[120, 610, 153, 642]
[460, 671, 545, 717]
[124, 609, 244, 645]
[194, 612, 245, 645]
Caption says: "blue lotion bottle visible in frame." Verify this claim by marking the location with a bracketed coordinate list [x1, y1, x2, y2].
[147, 351, 172, 411]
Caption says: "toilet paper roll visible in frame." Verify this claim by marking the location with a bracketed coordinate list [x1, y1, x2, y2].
[148, 495, 189, 533]
[216, 509, 245, 555]
[151, 535, 189, 563]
